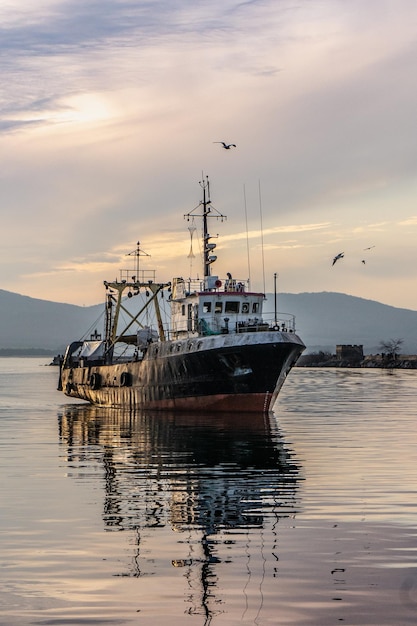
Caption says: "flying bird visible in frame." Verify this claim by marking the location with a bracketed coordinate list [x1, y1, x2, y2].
[213, 141, 236, 150]
[364, 245, 375, 250]
[361, 259, 366, 264]
[332, 252, 344, 266]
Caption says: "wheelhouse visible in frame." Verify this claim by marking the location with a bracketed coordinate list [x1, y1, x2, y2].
[170, 275, 267, 338]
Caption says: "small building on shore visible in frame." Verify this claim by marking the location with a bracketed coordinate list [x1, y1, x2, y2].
[336, 344, 364, 364]
[296, 345, 417, 368]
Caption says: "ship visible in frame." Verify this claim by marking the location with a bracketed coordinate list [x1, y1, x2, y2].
[59, 176, 305, 412]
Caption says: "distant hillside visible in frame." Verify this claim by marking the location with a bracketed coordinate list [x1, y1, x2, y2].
[265, 291, 417, 354]
[0, 288, 416, 354]
[0, 289, 102, 352]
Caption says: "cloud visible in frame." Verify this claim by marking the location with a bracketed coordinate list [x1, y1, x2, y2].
[0, 118, 46, 131]
[1, 1, 252, 133]
[2, 1, 417, 309]
[399, 216, 417, 226]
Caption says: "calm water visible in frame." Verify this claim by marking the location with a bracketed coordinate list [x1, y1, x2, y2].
[1, 359, 417, 625]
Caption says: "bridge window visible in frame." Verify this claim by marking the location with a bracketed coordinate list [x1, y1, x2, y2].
[242, 303, 249, 314]
[203, 301, 212, 313]
[215, 301, 222, 313]
[252, 302, 259, 313]
[225, 301, 239, 314]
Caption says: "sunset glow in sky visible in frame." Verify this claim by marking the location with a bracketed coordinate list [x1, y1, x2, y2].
[2, 1, 417, 308]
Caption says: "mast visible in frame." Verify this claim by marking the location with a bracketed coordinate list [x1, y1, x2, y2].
[102, 239, 170, 358]
[184, 175, 226, 281]
[202, 179, 210, 278]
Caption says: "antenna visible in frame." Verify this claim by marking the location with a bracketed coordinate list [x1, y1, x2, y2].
[127, 241, 150, 281]
[274, 272, 278, 325]
[258, 180, 266, 294]
[243, 184, 251, 289]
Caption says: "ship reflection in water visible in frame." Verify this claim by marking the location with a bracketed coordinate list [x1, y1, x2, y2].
[58, 407, 301, 622]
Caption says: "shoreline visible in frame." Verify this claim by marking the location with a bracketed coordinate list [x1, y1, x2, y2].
[297, 354, 417, 369]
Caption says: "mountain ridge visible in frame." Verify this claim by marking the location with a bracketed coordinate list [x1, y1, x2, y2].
[0, 288, 416, 354]
[265, 291, 417, 353]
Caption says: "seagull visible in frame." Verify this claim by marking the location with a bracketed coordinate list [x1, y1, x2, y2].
[332, 252, 344, 266]
[213, 141, 236, 150]
[364, 245, 375, 250]
[361, 259, 366, 264]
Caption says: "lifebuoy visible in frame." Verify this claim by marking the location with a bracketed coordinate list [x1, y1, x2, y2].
[215, 279, 222, 288]
[89, 372, 101, 390]
[120, 371, 132, 387]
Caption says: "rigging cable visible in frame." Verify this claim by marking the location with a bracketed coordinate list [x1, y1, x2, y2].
[80, 308, 106, 342]
[243, 184, 251, 289]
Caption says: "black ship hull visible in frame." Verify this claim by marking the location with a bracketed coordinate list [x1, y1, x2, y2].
[61, 331, 305, 413]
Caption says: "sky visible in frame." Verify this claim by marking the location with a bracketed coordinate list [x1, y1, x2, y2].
[2, 0, 417, 310]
